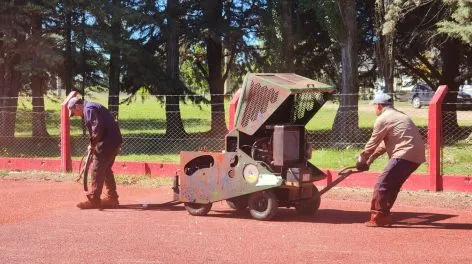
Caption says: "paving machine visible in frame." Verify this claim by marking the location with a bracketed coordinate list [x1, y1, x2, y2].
[177, 73, 344, 220]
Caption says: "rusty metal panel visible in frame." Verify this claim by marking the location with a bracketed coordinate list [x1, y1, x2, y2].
[236, 75, 291, 135]
[179, 151, 282, 203]
[234, 73, 334, 135]
[254, 73, 334, 91]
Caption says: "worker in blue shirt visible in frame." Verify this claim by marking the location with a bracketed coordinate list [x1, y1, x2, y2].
[68, 97, 123, 209]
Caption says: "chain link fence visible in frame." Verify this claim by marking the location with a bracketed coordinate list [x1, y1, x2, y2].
[441, 90, 472, 176]
[0, 91, 470, 175]
[0, 96, 61, 157]
[0, 93, 230, 161]
[305, 93, 429, 171]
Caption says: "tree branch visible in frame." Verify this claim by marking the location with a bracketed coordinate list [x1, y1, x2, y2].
[359, 62, 377, 79]
[455, 70, 472, 84]
[396, 55, 436, 89]
[414, 52, 442, 80]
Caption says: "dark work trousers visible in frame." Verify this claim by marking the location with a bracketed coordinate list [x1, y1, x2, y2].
[90, 146, 119, 202]
[371, 158, 420, 214]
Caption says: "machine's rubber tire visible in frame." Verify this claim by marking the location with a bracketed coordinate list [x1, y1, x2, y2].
[295, 186, 321, 215]
[412, 96, 422, 108]
[248, 190, 278, 221]
[184, 202, 212, 216]
[226, 195, 249, 210]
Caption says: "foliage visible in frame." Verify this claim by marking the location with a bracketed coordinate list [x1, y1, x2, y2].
[180, 44, 209, 93]
[313, 0, 343, 42]
[1, 0, 472, 140]
[437, 0, 472, 45]
[0, 1, 62, 91]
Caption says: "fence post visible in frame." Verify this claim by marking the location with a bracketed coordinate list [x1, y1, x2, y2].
[228, 88, 241, 130]
[428, 85, 448, 191]
[61, 91, 78, 172]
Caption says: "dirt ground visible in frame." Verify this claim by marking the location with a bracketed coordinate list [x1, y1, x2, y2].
[1, 177, 471, 264]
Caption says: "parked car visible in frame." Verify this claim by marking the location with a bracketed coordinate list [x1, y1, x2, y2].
[409, 84, 434, 108]
[409, 84, 472, 110]
[457, 85, 472, 110]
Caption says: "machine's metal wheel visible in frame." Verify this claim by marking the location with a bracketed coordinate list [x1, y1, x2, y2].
[184, 202, 212, 216]
[412, 96, 422, 108]
[226, 195, 249, 210]
[295, 186, 321, 215]
[248, 190, 278, 221]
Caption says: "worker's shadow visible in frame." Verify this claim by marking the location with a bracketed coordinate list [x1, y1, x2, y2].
[103, 201, 185, 212]
[211, 208, 472, 230]
[278, 209, 472, 230]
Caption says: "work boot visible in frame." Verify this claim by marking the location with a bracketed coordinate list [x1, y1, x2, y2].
[76, 200, 101, 210]
[101, 197, 119, 208]
[365, 211, 392, 227]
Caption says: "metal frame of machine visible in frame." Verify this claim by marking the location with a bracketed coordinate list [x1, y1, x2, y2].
[177, 73, 338, 220]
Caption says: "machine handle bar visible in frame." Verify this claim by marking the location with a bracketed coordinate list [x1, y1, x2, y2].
[319, 166, 360, 196]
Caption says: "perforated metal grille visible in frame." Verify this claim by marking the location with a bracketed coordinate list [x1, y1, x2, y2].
[291, 92, 326, 122]
[241, 81, 279, 128]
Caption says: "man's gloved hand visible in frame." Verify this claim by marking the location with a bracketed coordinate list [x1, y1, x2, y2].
[356, 156, 370, 171]
[87, 144, 95, 153]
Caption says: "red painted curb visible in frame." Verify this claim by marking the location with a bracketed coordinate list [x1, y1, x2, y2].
[1, 157, 471, 193]
[319, 170, 472, 192]
[0, 157, 178, 177]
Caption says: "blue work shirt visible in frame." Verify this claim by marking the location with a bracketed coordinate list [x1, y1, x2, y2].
[83, 101, 123, 153]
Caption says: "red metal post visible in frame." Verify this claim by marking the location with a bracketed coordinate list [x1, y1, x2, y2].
[427, 85, 448, 191]
[326, 170, 332, 186]
[228, 88, 241, 130]
[61, 91, 78, 172]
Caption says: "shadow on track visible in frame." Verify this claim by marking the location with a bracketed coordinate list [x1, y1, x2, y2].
[208, 208, 471, 230]
[103, 201, 185, 212]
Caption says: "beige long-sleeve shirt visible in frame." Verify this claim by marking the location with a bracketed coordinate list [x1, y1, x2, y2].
[360, 106, 426, 165]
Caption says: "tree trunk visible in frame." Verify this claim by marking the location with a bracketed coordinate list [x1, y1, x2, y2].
[280, 0, 295, 72]
[50, 75, 60, 96]
[79, 11, 86, 94]
[31, 75, 49, 137]
[64, 9, 73, 95]
[331, 0, 360, 146]
[440, 38, 460, 140]
[31, 15, 49, 138]
[0, 15, 8, 136]
[375, 0, 395, 95]
[223, 46, 231, 94]
[0, 52, 5, 138]
[0, 28, 4, 100]
[4, 72, 20, 138]
[0, 19, 24, 137]
[165, 0, 186, 137]
[0, 54, 4, 106]
[202, 0, 227, 135]
[0, 55, 21, 138]
[206, 37, 227, 135]
[108, 0, 120, 118]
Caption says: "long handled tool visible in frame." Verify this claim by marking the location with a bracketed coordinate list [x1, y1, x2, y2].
[319, 166, 361, 196]
[76, 148, 94, 200]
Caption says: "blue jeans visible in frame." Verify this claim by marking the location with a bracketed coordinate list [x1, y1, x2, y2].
[371, 158, 420, 214]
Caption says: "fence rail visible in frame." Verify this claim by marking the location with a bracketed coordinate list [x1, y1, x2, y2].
[1, 91, 471, 178]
